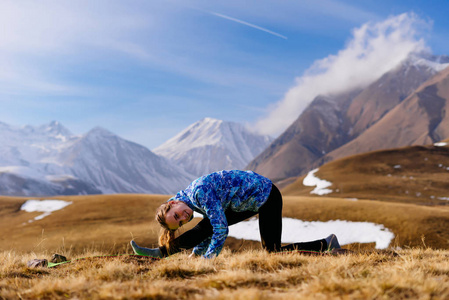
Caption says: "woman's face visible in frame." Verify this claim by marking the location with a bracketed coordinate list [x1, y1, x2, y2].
[165, 201, 194, 230]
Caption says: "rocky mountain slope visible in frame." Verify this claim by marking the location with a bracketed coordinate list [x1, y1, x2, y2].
[248, 53, 449, 181]
[324, 64, 449, 163]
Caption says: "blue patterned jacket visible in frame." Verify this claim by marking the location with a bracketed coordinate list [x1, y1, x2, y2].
[169, 170, 272, 258]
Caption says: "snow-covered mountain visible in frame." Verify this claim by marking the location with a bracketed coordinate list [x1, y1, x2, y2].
[58, 127, 193, 194]
[153, 118, 273, 177]
[0, 121, 193, 196]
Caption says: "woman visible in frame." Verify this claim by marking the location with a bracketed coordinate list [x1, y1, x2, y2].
[131, 170, 341, 259]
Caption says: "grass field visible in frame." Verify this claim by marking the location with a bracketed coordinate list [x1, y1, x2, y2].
[2, 193, 449, 298]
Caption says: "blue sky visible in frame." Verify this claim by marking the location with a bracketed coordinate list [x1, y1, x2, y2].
[1, 0, 449, 149]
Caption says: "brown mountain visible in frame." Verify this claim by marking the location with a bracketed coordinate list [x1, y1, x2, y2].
[247, 89, 361, 181]
[248, 54, 448, 182]
[345, 55, 444, 138]
[324, 65, 449, 163]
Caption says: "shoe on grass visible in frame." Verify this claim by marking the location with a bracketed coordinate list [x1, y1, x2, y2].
[325, 234, 341, 250]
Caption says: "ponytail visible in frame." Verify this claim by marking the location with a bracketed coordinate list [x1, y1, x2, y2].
[159, 228, 176, 254]
[155, 202, 177, 254]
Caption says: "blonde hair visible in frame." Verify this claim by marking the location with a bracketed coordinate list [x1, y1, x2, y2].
[155, 202, 177, 254]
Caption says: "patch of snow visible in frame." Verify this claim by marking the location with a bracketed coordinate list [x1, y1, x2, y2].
[55, 134, 67, 142]
[345, 198, 358, 201]
[20, 199, 72, 223]
[410, 54, 449, 72]
[46, 174, 76, 181]
[438, 197, 449, 201]
[303, 169, 332, 195]
[434, 142, 447, 147]
[228, 217, 395, 249]
[394, 165, 401, 169]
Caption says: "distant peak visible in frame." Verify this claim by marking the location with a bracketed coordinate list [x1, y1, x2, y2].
[200, 117, 222, 124]
[403, 52, 449, 72]
[44, 120, 62, 128]
[86, 126, 115, 136]
[40, 120, 72, 136]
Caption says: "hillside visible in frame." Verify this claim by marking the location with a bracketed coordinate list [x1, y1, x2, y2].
[283, 143, 449, 206]
[2, 192, 449, 254]
[3, 179, 449, 299]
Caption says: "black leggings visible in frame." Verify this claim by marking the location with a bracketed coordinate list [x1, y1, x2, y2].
[160, 184, 327, 256]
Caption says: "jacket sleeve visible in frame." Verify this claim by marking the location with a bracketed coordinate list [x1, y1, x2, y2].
[195, 187, 228, 258]
[192, 236, 212, 256]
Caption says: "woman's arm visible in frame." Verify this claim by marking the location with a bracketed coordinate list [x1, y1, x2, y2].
[192, 236, 211, 256]
[196, 187, 228, 258]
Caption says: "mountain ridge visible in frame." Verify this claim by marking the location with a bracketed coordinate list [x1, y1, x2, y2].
[323, 65, 449, 163]
[247, 52, 449, 182]
[0, 122, 193, 196]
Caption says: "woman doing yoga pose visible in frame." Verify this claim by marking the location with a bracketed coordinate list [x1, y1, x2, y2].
[131, 170, 341, 258]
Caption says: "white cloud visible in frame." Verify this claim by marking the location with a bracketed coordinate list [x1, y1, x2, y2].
[254, 12, 430, 136]
[0, 1, 154, 54]
[0, 1, 158, 95]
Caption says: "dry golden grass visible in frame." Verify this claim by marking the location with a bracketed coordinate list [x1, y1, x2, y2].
[2, 248, 449, 299]
[283, 144, 449, 205]
[3, 193, 449, 253]
[0, 194, 168, 254]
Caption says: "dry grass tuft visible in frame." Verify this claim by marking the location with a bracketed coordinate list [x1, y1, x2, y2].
[227, 249, 308, 273]
[2, 248, 449, 299]
[149, 255, 217, 279]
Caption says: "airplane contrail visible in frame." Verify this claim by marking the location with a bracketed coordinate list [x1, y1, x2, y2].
[208, 11, 288, 40]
